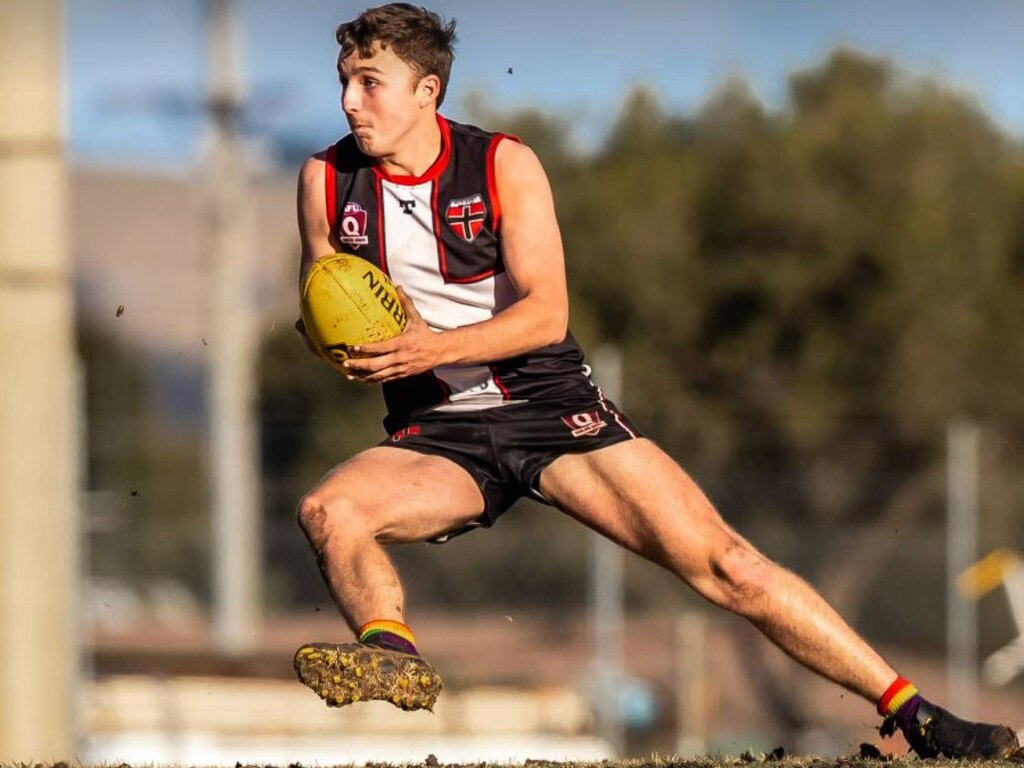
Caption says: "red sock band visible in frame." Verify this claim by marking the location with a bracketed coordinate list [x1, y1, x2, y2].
[358, 619, 416, 646]
[877, 676, 919, 716]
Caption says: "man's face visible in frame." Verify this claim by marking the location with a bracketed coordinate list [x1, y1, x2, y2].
[338, 43, 426, 158]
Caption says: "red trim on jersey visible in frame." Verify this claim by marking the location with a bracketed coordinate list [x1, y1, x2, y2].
[372, 114, 452, 186]
[486, 133, 521, 231]
[431, 177, 449, 280]
[489, 365, 512, 400]
[325, 143, 338, 231]
[447, 268, 497, 285]
[375, 175, 389, 276]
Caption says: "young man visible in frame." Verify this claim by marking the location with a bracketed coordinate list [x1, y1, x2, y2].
[292, 3, 1019, 758]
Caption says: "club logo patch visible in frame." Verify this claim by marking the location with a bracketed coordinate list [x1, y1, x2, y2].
[561, 411, 607, 438]
[339, 201, 369, 247]
[446, 194, 487, 242]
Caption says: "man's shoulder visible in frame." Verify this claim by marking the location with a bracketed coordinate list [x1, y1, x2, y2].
[445, 117, 494, 141]
[298, 134, 374, 199]
[309, 134, 374, 176]
[445, 119, 527, 184]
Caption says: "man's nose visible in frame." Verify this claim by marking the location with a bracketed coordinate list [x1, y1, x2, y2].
[342, 87, 359, 114]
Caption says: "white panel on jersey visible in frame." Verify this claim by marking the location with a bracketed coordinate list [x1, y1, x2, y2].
[381, 179, 520, 410]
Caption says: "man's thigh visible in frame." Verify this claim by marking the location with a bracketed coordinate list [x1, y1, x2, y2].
[538, 438, 750, 584]
[308, 446, 485, 544]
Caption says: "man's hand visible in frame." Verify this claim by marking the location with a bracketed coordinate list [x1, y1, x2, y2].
[344, 287, 447, 383]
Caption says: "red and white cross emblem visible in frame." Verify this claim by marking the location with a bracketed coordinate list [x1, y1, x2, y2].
[445, 194, 487, 242]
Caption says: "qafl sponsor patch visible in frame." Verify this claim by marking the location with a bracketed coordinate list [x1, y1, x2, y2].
[339, 201, 369, 247]
[445, 194, 487, 242]
[561, 410, 608, 438]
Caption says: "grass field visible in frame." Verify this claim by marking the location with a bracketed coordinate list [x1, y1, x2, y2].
[32, 757, 1024, 768]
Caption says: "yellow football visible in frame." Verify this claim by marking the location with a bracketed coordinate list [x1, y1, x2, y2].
[300, 253, 407, 372]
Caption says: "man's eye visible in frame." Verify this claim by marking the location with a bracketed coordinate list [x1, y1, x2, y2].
[364, 78, 378, 88]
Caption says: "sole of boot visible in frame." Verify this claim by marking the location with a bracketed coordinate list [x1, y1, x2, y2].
[293, 642, 443, 711]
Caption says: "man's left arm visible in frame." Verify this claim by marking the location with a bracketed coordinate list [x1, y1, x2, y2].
[346, 140, 569, 383]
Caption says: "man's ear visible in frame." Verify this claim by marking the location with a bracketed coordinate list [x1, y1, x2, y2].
[416, 73, 441, 108]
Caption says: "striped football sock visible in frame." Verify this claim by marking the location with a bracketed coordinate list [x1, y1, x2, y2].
[358, 619, 419, 656]
[878, 676, 922, 731]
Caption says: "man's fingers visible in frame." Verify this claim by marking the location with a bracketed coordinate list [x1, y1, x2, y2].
[347, 364, 403, 383]
[396, 285, 423, 325]
[345, 373, 378, 385]
[345, 352, 398, 373]
[355, 336, 401, 356]
[367, 366, 405, 383]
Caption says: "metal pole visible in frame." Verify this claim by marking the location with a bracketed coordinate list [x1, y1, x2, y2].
[0, 0, 77, 759]
[590, 346, 625, 755]
[206, 0, 261, 654]
[947, 421, 978, 718]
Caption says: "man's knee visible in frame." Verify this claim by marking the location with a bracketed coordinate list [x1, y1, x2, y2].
[296, 492, 372, 548]
[708, 538, 777, 616]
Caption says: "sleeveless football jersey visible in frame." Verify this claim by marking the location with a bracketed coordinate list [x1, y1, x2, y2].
[322, 115, 589, 427]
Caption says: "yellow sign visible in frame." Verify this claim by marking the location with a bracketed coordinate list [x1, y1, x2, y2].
[957, 549, 1021, 599]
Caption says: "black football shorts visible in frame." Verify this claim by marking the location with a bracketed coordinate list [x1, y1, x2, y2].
[378, 395, 643, 542]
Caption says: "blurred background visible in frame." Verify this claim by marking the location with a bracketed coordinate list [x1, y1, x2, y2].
[2, 0, 1024, 764]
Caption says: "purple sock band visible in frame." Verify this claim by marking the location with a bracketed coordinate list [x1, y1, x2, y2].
[362, 630, 419, 656]
[896, 693, 923, 733]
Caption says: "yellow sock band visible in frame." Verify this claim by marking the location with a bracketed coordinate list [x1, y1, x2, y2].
[878, 676, 919, 716]
[358, 619, 416, 646]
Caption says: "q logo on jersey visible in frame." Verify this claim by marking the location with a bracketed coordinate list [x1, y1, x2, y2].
[446, 194, 487, 242]
[339, 202, 369, 247]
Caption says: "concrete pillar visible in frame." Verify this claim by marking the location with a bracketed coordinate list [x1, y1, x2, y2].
[0, 0, 78, 760]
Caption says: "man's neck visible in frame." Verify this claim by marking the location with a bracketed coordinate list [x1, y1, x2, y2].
[378, 114, 443, 178]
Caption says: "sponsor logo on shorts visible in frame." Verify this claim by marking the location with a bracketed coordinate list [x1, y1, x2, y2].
[391, 425, 422, 442]
[561, 411, 607, 438]
[339, 201, 369, 247]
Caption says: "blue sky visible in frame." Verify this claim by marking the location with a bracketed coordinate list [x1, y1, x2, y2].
[68, 0, 1024, 170]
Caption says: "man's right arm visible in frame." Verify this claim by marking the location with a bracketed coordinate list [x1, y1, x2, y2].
[297, 153, 336, 285]
[295, 154, 335, 357]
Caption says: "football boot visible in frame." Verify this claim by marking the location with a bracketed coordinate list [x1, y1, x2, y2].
[881, 698, 1020, 759]
[294, 642, 443, 711]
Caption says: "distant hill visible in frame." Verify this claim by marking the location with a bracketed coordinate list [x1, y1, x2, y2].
[72, 164, 299, 362]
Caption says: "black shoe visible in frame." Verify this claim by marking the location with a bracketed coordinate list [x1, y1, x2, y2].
[881, 699, 1020, 759]
[293, 642, 443, 711]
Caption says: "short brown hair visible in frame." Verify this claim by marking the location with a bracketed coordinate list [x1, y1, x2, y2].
[336, 4, 457, 107]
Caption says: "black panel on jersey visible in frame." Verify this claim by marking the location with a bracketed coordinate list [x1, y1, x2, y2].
[434, 121, 504, 283]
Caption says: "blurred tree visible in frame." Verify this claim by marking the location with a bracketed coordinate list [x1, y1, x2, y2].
[555, 45, 1024, 740]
